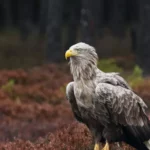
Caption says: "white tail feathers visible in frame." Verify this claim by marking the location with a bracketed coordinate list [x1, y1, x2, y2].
[144, 140, 150, 150]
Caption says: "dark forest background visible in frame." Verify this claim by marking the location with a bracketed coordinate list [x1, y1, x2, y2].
[0, 1, 150, 149]
[0, 0, 150, 75]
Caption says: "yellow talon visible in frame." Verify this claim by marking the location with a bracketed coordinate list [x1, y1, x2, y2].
[102, 141, 109, 150]
[94, 143, 103, 150]
[94, 143, 99, 150]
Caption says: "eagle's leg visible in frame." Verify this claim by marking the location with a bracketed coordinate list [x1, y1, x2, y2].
[94, 143, 103, 150]
[102, 141, 109, 150]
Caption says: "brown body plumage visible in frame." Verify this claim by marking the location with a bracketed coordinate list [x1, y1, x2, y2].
[66, 42, 150, 150]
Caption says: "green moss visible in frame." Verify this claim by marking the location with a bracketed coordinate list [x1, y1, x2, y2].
[127, 65, 144, 87]
[97, 59, 123, 73]
[1, 79, 15, 93]
[98, 59, 144, 88]
[1, 79, 20, 101]
[60, 84, 67, 94]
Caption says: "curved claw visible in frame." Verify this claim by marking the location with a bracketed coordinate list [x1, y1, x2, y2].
[94, 143, 103, 150]
[102, 141, 109, 150]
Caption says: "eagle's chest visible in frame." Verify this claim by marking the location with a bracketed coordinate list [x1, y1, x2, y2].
[74, 81, 96, 108]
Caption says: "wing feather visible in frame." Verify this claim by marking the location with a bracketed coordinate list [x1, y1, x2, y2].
[66, 82, 83, 122]
[95, 83, 148, 126]
[97, 72, 131, 90]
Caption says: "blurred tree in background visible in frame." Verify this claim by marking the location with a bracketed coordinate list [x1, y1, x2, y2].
[135, 0, 150, 76]
[0, 0, 150, 75]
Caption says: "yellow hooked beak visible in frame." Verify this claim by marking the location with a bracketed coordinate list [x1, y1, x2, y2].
[65, 49, 78, 60]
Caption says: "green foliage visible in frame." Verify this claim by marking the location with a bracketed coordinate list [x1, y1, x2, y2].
[127, 65, 144, 87]
[1, 79, 15, 93]
[60, 84, 66, 94]
[98, 59, 144, 87]
[1, 79, 21, 101]
[97, 59, 123, 73]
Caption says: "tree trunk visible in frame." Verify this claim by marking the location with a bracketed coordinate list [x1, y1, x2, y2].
[64, 0, 80, 49]
[129, 0, 139, 53]
[135, 0, 150, 76]
[39, 0, 48, 36]
[18, 0, 34, 40]
[47, 0, 64, 62]
[80, 0, 104, 46]
[2, 0, 13, 28]
[108, 0, 127, 37]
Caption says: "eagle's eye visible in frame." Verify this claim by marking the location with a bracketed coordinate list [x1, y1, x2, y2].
[75, 48, 80, 52]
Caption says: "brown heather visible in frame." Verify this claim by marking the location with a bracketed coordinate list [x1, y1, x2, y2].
[0, 64, 146, 149]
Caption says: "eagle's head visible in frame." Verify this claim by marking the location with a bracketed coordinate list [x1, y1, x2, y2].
[65, 42, 98, 66]
[65, 43, 98, 80]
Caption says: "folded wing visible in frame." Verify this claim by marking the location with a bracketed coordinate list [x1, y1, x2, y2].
[95, 83, 148, 126]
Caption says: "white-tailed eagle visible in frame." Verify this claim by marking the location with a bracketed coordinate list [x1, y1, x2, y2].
[65, 42, 150, 150]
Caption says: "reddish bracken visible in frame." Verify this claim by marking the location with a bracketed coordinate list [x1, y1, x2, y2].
[0, 64, 71, 104]
[0, 122, 135, 150]
[0, 64, 147, 149]
[0, 64, 74, 141]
